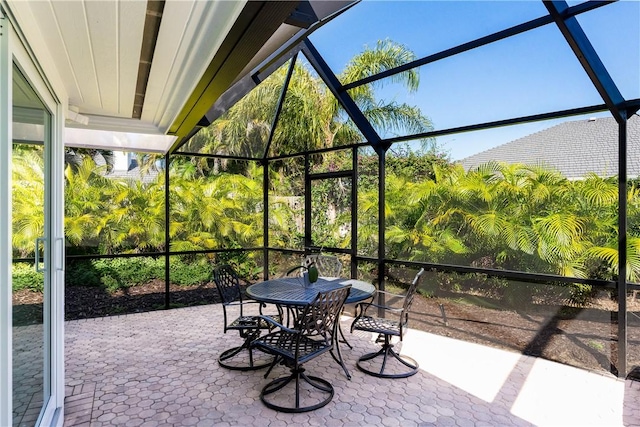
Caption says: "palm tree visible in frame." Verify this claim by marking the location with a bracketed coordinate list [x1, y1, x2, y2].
[383, 162, 469, 263]
[582, 176, 640, 282]
[12, 148, 45, 257]
[169, 163, 264, 251]
[114, 179, 166, 252]
[184, 40, 439, 253]
[188, 40, 435, 165]
[382, 160, 613, 281]
[64, 157, 122, 253]
[341, 39, 433, 148]
[183, 63, 286, 160]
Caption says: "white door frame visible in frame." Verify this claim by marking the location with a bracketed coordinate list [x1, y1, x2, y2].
[0, 9, 14, 425]
[1, 6, 65, 426]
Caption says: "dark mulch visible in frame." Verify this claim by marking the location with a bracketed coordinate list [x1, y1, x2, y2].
[12, 280, 640, 380]
[12, 280, 222, 325]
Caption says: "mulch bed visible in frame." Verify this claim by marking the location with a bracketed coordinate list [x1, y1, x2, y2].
[12, 280, 640, 380]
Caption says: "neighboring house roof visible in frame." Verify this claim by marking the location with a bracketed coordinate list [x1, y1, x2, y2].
[106, 168, 159, 185]
[458, 115, 640, 179]
[92, 153, 160, 184]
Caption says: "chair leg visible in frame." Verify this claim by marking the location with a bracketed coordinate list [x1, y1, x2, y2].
[263, 355, 283, 379]
[218, 331, 273, 371]
[260, 366, 334, 413]
[219, 345, 245, 362]
[355, 335, 419, 379]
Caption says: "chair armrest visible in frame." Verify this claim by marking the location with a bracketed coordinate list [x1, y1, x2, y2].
[353, 289, 405, 314]
[285, 265, 304, 276]
[226, 300, 269, 311]
[242, 300, 265, 306]
[223, 301, 244, 308]
[258, 301, 284, 320]
[356, 301, 403, 313]
[373, 289, 406, 299]
[241, 300, 283, 322]
[255, 314, 298, 334]
[242, 299, 274, 309]
[244, 299, 280, 310]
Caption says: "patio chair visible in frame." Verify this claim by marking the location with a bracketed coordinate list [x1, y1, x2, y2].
[251, 285, 351, 413]
[304, 254, 343, 277]
[303, 254, 351, 348]
[213, 264, 282, 371]
[350, 268, 426, 378]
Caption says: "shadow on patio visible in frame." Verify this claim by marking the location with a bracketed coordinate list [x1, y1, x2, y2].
[63, 304, 640, 426]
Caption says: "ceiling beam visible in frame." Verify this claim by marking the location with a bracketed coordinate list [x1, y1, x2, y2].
[544, 0, 625, 123]
[301, 39, 383, 153]
[133, 0, 165, 119]
[342, 0, 612, 92]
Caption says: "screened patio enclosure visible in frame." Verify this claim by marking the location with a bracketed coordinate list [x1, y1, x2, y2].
[58, 0, 639, 382]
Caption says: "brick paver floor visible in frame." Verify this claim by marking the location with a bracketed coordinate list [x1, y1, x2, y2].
[64, 304, 640, 426]
[13, 324, 45, 426]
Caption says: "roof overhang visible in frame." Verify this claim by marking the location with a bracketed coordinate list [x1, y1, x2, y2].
[3, 0, 356, 154]
[167, 0, 357, 152]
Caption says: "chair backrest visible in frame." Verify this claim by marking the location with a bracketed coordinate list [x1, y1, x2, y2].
[296, 286, 351, 344]
[304, 254, 343, 277]
[402, 267, 426, 313]
[213, 264, 242, 305]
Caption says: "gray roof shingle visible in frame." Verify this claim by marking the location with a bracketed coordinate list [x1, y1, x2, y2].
[458, 115, 640, 179]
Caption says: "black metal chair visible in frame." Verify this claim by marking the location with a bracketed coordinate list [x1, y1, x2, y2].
[350, 268, 425, 378]
[213, 264, 282, 371]
[251, 286, 351, 413]
[303, 254, 355, 349]
[304, 254, 343, 277]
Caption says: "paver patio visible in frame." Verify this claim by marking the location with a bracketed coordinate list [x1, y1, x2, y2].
[63, 304, 640, 426]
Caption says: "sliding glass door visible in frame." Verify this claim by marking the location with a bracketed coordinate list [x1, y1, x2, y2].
[2, 10, 65, 425]
[11, 63, 53, 426]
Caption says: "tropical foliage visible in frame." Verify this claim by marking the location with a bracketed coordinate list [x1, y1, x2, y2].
[12, 146, 638, 299]
[11, 40, 637, 305]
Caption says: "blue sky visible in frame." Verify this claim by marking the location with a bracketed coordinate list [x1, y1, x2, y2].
[308, 1, 640, 160]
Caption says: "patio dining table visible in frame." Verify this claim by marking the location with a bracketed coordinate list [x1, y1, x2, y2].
[246, 276, 375, 379]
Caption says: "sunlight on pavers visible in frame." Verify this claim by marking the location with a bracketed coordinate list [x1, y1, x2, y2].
[403, 330, 522, 402]
[512, 359, 625, 426]
[403, 328, 631, 427]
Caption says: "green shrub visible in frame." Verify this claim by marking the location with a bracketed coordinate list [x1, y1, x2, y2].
[65, 260, 102, 287]
[215, 250, 261, 280]
[65, 257, 165, 292]
[62, 255, 262, 292]
[91, 257, 164, 291]
[170, 258, 212, 286]
[100, 275, 123, 292]
[12, 263, 44, 292]
[565, 282, 596, 306]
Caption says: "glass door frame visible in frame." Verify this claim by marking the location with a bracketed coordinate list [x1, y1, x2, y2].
[1, 7, 66, 427]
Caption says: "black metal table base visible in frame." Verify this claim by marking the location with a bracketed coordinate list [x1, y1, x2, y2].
[338, 321, 353, 349]
[329, 344, 351, 380]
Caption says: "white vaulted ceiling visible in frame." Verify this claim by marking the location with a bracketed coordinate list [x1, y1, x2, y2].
[7, 0, 245, 138]
[31, 0, 147, 118]
[4, 0, 356, 152]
